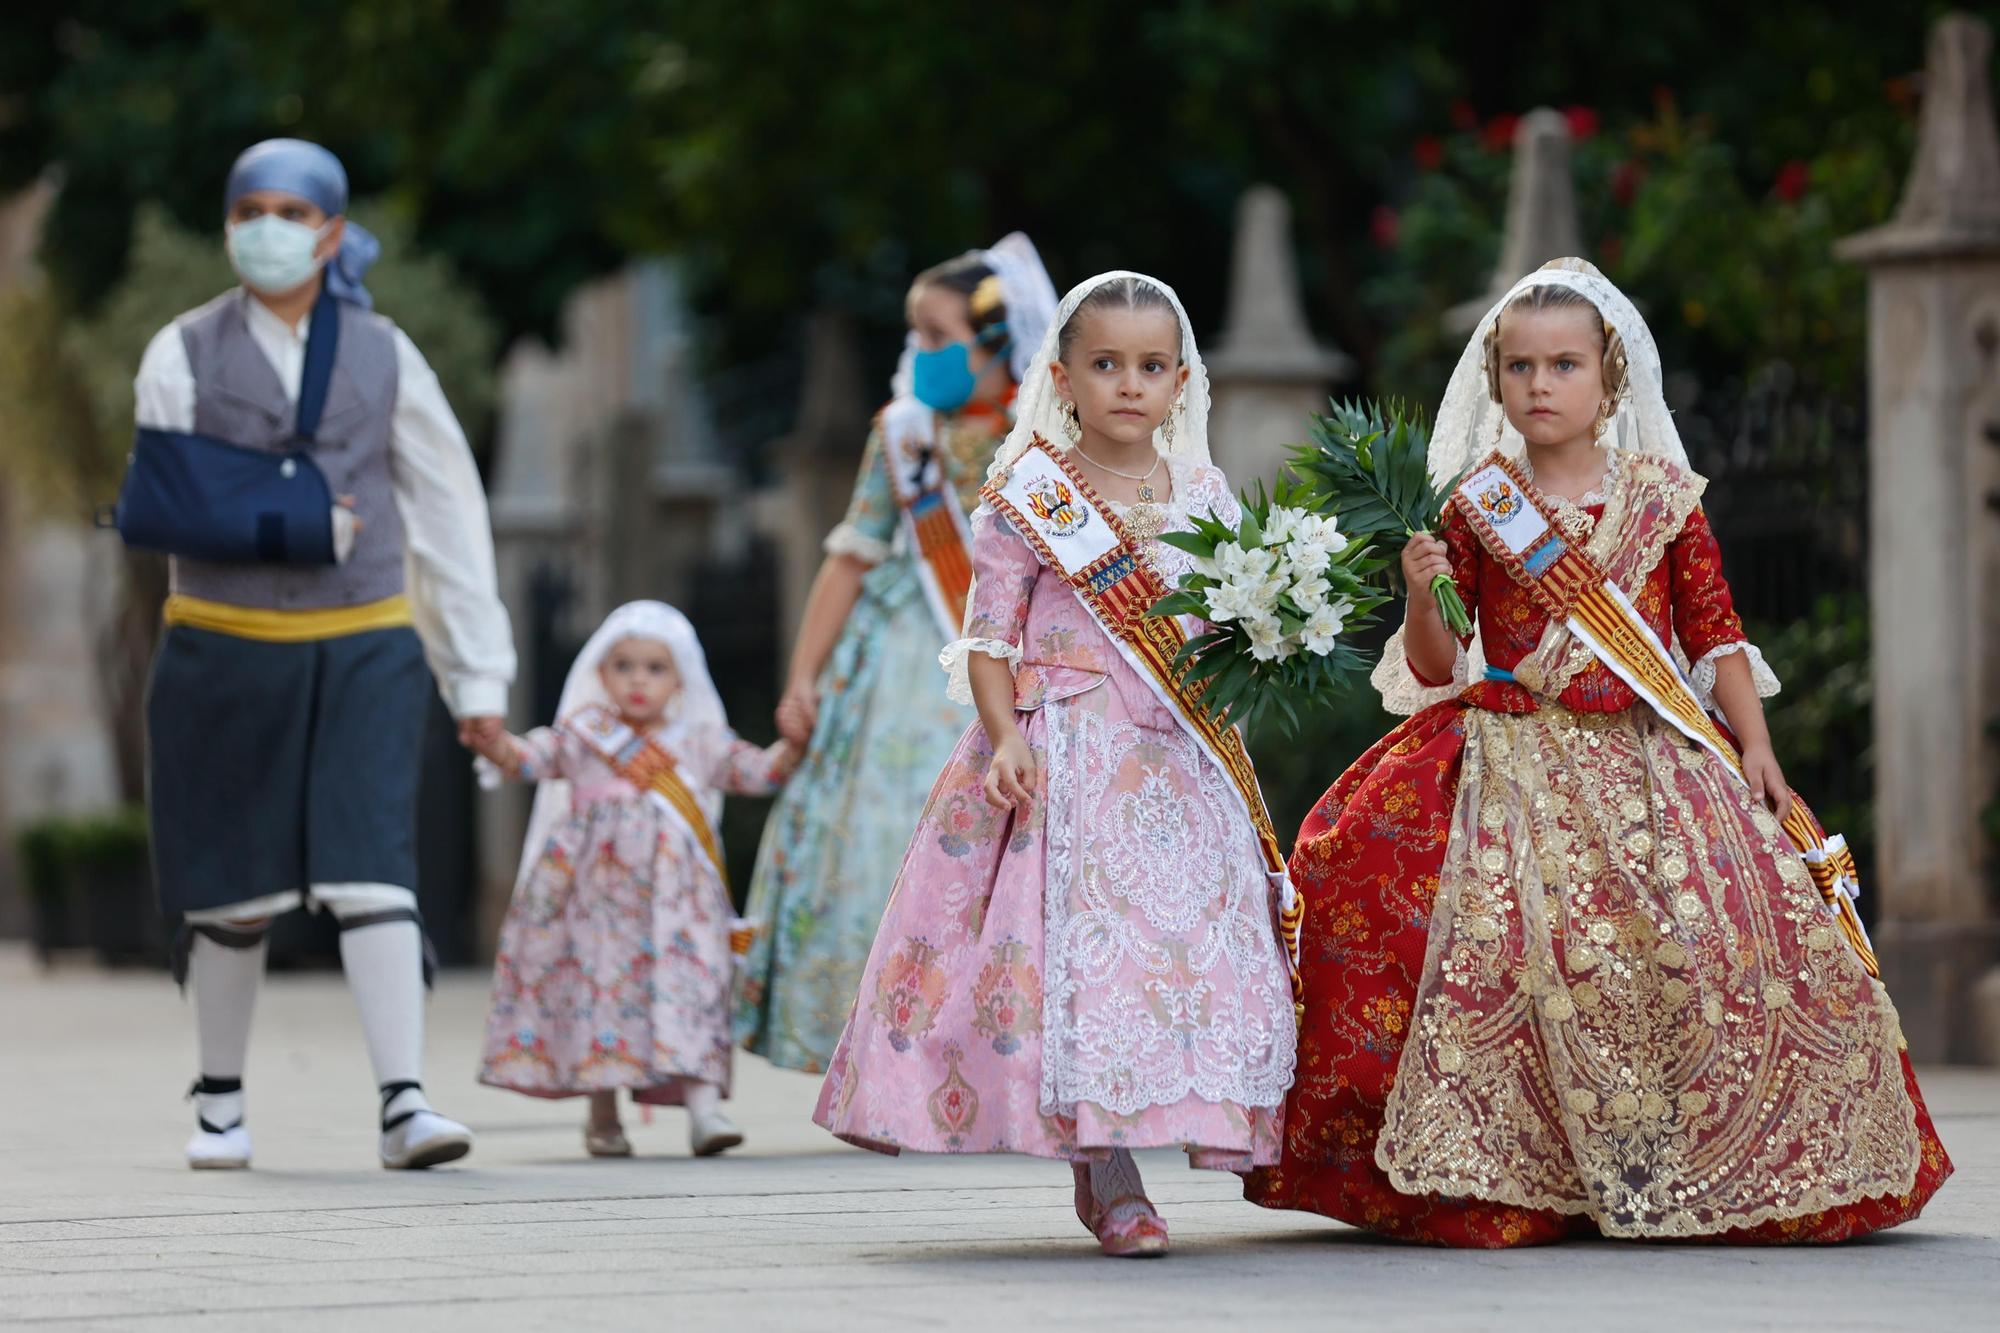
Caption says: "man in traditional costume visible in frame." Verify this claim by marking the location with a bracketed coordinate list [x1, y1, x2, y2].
[134, 138, 515, 1170]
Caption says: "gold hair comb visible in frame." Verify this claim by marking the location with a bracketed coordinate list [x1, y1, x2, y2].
[969, 274, 1005, 318]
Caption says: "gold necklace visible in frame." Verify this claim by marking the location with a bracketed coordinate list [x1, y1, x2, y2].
[1076, 446, 1162, 502]
[1077, 446, 1167, 540]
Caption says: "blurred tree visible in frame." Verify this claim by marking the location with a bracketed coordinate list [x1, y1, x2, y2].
[2, 0, 1986, 373]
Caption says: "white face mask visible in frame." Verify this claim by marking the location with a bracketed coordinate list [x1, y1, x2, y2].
[225, 215, 332, 295]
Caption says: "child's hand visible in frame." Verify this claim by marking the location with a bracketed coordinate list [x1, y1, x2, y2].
[772, 738, 806, 779]
[458, 715, 505, 750]
[776, 683, 819, 746]
[475, 731, 524, 775]
[983, 732, 1037, 811]
[1401, 533, 1450, 606]
[1741, 742, 1791, 815]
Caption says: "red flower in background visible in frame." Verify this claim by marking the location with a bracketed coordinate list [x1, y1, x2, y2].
[1370, 205, 1400, 250]
[1450, 99, 1478, 131]
[1413, 134, 1444, 171]
[1482, 113, 1520, 151]
[1611, 159, 1647, 206]
[1773, 159, 1810, 202]
[1564, 106, 1600, 140]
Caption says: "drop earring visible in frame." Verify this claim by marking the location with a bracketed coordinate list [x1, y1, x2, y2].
[1061, 400, 1082, 445]
[1593, 397, 1614, 442]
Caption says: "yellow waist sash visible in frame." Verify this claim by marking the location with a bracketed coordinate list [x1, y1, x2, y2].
[162, 593, 414, 643]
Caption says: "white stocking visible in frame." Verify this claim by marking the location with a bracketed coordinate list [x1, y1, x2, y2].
[329, 891, 430, 1122]
[681, 1079, 722, 1117]
[188, 929, 267, 1128]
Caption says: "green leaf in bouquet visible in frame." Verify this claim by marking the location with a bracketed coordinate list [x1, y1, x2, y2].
[1148, 589, 1211, 620]
[1270, 688, 1300, 733]
[1237, 502, 1264, 551]
[1187, 648, 1239, 684]
[1171, 628, 1233, 667]
[1198, 511, 1239, 541]
[1155, 530, 1213, 557]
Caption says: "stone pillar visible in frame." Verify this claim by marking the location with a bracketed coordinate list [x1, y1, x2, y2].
[1448, 108, 1586, 330]
[1836, 12, 2000, 1064]
[1205, 186, 1352, 487]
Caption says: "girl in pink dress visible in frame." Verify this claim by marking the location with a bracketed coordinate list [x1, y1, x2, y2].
[474, 601, 798, 1157]
[814, 273, 1297, 1257]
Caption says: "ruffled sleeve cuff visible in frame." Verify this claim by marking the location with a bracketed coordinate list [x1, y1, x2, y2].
[1688, 641, 1780, 713]
[939, 637, 1022, 706]
[1371, 626, 1471, 716]
[823, 521, 894, 565]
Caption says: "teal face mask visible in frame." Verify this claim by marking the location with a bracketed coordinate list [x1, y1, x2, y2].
[911, 321, 1011, 412]
[911, 341, 978, 412]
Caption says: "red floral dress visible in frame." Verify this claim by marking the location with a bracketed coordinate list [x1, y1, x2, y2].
[1243, 454, 1950, 1245]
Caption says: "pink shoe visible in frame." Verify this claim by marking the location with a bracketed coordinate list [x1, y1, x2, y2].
[1069, 1163, 1168, 1257]
[1092, 1195, 1170, 1258]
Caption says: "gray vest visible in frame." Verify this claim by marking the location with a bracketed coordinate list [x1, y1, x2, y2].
[169, 291, 407, 609]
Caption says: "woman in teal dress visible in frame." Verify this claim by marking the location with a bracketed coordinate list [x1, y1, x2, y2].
[736, 235, 1057, 1072]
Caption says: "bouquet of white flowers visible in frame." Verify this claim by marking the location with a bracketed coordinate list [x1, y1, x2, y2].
[1151, 479, 1389, 737]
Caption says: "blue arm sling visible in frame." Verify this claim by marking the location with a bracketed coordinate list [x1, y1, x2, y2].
[110, 287, 342, 565]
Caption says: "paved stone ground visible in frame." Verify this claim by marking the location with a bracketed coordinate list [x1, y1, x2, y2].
[2, 944, 1995, 1331]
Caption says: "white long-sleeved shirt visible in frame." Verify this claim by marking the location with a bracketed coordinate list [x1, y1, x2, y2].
[134, 289, 516, 718]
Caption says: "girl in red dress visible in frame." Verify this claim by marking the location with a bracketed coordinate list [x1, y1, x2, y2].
[1243, 259, 1950, 1245]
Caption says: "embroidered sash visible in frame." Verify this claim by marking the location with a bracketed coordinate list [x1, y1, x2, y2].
[1451, 451, 1877, 975]
[984, 435, 1303, 1009]
[568, 706, 727, 885]
[881, 398, 979, 640]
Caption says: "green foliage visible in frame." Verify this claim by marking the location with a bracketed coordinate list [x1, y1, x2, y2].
[1365, 93, 1914, 405]
[1293, 398, 1467, 530]
[0, 2, 1951, 378]
[56, 806, 150, 873]
[14, 806, 149, 904]
[16, 821, 68, 908]
[1290, 398, 1471, 633]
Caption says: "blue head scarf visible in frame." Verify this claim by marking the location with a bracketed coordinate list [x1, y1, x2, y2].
[224, 138, 380, 309]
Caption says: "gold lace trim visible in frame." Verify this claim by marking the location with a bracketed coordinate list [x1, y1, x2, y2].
[1535, 455, 1706, 700]
[1374, 705, 1921, 1237]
